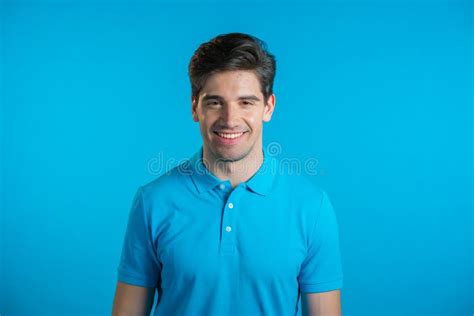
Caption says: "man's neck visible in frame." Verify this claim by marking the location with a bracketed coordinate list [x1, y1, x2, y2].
[202, 146, 264, 188]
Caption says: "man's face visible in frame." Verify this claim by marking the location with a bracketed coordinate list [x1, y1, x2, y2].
[192, 70, 275, 163]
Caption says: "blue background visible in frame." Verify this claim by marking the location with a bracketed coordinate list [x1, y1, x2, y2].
[0, 0, 472, 315]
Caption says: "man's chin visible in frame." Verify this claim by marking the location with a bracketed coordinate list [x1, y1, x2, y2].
[215, 154, 243, 163]
[213, 148, 247, 163]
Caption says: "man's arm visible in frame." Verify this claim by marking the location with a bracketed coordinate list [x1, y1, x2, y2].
[112, 281, 155, 316]
[301, 289, 342, 316]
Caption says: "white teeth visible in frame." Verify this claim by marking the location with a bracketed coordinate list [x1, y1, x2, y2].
[217, 132, 244, 139]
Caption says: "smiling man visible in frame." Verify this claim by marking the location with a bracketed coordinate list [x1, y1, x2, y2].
[193, 69, 273, 188]
[112, 33, 343, 316]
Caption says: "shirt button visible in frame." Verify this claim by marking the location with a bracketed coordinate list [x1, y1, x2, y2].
[219, 183, 226, 190]
[228, 202, 234, 209]
[225, 226, 232, 232]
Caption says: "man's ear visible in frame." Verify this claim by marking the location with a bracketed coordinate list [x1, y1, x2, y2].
[263, 94, 276, 122]
[191, 96, 199, 122]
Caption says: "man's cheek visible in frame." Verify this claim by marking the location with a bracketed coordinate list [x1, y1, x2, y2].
[246, 116, 258, 124]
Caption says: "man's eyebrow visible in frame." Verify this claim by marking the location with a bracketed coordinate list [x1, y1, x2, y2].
[202, 95, 225, 102]
[239, 95, 261, 101]
[201, 94, 261, 102]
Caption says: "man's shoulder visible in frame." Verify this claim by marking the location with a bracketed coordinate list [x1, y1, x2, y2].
[140, 159, 193, 196]
[273, 163, 326, 199]
[269, 171, 331, 226]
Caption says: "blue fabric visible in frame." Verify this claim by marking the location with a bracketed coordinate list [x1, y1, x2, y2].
[117, 146, 343, 315]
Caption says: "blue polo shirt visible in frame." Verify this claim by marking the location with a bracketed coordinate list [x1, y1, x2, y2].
[117, 146, 343, 315]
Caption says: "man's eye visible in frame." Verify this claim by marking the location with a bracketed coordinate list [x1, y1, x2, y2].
[206, 101, 220, 106]
[242, 101, 254, 106]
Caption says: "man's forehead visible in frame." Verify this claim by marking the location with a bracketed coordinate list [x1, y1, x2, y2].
[199, 71, 263, 99]
[208, 69, 256, 79]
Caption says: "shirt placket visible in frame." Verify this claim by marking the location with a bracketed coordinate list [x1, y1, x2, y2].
[218, 182, 246, 256]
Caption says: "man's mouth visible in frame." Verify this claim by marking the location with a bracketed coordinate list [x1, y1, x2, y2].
[213, 131, 249, 144]
[214, 131, 247, 139]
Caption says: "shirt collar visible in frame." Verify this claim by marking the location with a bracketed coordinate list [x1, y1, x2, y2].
[188, 145, 275, 196]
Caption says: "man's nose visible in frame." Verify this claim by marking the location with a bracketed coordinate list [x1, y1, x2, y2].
[221, 104, 239, 126]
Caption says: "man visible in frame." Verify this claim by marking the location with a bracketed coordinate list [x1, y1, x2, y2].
[112, 32, 343, 316]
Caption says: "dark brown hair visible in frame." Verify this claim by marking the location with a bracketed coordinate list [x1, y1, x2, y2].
[188, 32, 276, 104]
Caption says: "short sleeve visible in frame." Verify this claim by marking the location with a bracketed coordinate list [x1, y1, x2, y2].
[298, 189, 343, 293]
[117, 186, 161, 288]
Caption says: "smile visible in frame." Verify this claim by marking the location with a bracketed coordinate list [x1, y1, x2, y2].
[215, 132, 245, 139]
[213, 131, 248, 144]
